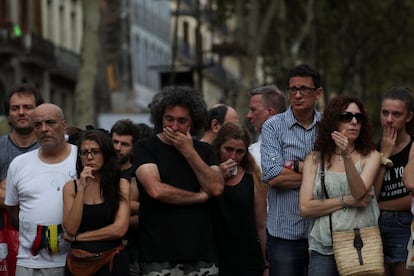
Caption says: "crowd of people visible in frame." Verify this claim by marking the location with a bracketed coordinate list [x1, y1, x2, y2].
[0, 63, 413, 276]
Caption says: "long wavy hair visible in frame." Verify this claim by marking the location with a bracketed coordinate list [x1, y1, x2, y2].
[212, 122, 261, 179]
[76, 130, 122, 219]
[314, 95, 375, 164]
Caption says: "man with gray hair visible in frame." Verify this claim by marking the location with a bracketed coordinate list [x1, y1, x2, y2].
[247, 85, 286, 169]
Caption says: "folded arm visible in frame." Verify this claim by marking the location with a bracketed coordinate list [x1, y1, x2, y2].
[72, 179, 130, 241]
[136, 163, 209, 205]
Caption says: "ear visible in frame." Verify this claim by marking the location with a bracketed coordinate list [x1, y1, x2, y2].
[268, 107, 277, 116]
[211, 119, 221, 133]
[407, 111, 413, 123]
[315, 87, 324, 100]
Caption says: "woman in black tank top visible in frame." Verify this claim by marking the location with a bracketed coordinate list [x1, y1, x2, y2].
[211, 122, 268, 275]
[62, 129, 130, 275]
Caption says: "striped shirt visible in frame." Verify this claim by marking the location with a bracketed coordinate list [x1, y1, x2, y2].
[261, 107, 321, 240]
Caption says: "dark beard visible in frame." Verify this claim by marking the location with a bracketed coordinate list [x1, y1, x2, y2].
[118, 155, 131, 166]
[14, 126, 34, 136]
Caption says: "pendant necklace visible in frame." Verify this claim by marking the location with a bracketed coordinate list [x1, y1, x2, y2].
[334, 149, 355, 161]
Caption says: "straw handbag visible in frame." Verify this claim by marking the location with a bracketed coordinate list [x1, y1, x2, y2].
[332, 226, 384, 275]
[320, 155, 384, 276]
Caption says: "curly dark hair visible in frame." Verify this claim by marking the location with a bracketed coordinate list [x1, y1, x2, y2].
[148, 86, 208, 136]
[211, 122, 260, 177]
[314, 95, 375, 164]
[76, 129, 122, 219]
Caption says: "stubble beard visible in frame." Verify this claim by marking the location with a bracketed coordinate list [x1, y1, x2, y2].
[118, 155, 131, 167]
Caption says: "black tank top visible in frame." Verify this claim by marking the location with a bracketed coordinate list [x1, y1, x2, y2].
[378, 137, 413, 202]
[71, 181, 122, 252]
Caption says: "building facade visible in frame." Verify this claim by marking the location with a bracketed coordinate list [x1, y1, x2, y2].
[0, 0, 83, 127]
[0, 0, 247, 131]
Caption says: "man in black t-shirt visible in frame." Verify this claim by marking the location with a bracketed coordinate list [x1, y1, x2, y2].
[133, 86, 224, 276]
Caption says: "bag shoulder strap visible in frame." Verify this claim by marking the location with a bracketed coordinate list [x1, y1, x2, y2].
[320, 153, 334, 236]
[320, 153, 328, 199]
[73, 179, 77, 195]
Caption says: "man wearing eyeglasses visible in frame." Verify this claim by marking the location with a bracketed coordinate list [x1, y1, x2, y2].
[261, 64, 323, 275]
[5, 103, 77, 276]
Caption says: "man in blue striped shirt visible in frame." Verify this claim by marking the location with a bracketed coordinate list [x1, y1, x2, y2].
[261, 64, 323, 276]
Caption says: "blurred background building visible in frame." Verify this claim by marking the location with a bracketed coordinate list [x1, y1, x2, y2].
[0, 0, 246, 131]
[0, 0, 83, 131]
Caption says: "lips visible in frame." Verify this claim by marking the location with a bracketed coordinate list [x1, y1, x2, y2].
[40, 135, 53, 141]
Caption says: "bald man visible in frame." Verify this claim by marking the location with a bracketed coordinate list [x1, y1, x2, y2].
[200, 104, 239, 144]
[5, 103, 77, 276]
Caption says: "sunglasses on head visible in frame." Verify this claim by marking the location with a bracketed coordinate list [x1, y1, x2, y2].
[339, 112, 365, 123]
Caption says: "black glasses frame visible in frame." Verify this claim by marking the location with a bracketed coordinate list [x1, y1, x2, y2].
[79, 149, 101, 158]
[286, 86, 316, 95]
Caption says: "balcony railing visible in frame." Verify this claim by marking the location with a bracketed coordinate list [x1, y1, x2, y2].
[0, 30, 79, 78]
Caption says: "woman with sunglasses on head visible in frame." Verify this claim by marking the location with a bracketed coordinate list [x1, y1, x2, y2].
[211, 122, 268, 276]
[299, 95, 381, 275]
[376, 87, 414, 276]
[62, 129, 130, 275]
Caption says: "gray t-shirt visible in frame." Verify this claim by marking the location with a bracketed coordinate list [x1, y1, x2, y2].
[0, 135, 39, 180]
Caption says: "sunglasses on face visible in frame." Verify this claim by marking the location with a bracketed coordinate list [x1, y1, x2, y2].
[339, 112, 365, 123]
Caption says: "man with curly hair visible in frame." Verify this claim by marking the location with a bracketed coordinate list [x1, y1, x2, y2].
[133, 86, 224, 276]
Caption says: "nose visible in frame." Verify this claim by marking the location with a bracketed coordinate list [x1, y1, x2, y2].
[292, 90, 302, 97]
[351, 116, 357, 123]
[170, 121, 180, 131]
[247, 111, 253, 119]
[18, 106, 25, 114]
[385, 114, 393, 122]
[39, 122, 49, 132]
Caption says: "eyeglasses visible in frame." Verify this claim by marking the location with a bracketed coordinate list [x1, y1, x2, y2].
[286, 86, 316, 95]
[339, 112, 365, 124]
[79, 149, 101, 158]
